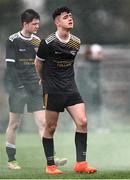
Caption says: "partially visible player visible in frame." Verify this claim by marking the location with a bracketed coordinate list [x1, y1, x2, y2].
[5, 9, 67, 170]
[35, 6, 97, 174]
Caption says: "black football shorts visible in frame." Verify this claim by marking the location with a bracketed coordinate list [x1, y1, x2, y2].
[9, 83, 44, 113]
[43, 92, 84, 112]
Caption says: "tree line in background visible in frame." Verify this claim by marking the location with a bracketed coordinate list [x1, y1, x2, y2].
[1, 0, 130, 45]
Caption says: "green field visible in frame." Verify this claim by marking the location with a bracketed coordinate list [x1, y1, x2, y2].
[0, 131, 130, 179]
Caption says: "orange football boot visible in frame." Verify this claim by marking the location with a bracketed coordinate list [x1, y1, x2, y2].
[74, 161, 97, 173]
[45, 165, 64, 175]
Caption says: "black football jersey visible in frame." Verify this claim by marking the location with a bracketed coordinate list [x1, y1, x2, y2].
[5, 32, 40, 84]
[36, 32, 81, 93]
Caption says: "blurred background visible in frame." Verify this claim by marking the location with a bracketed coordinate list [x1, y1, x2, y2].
[0, 0, 130, 133]
[1, 0, 130, 173]
[0, 0, 130, 132]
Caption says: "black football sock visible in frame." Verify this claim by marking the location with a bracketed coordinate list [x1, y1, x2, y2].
[6, 146, 16, 162]
[75, 132, 87, 162]
[42, 137, 55, 166]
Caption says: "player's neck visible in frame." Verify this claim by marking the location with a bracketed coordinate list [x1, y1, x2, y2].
[56, 29, 70, 43]
[20, 29, 32, 38]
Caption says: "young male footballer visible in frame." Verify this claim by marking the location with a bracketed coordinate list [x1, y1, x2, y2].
[5, 9, 67, 170]
[35, 6, 97, 174]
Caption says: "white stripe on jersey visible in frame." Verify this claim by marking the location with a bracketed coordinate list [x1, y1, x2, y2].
[45, 33, 56, 44]
[5, 59, 15, 62]
[9, 33, 19, 42]
[36, 55, 45, 61]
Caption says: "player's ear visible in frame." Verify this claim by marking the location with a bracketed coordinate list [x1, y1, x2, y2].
[54, 17, 60, 26]
[23, 22, 28, 27]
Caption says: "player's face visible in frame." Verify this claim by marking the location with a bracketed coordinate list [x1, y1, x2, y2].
[56, 12, 74, 30]
[24, 19, 40, 34]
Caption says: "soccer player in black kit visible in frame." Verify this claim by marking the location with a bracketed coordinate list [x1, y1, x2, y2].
[5, 9, 67, 170]
[35, 6, 97, 174]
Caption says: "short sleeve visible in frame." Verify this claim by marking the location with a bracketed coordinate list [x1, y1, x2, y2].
[36, 39, 49, 61]
[5, 39, 16, 62]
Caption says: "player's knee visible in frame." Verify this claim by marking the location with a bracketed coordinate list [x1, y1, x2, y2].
[37, 119, 45, 130]
[76, 117, 87, 131]
[48, 124, 57, 136]
[8, 121, 20, 131]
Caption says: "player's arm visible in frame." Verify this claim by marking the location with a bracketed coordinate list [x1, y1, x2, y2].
[35, 39, 48, 82]
[35, 57, 44, 83]
[5, 39, 24, 89]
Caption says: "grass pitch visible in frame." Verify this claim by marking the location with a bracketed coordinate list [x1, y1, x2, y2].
[0, 131, 130, 179]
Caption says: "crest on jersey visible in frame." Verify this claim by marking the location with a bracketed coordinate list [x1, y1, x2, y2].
[70, 50, 77, 56]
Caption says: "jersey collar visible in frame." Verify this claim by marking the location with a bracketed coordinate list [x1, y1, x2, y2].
[55, 31, 70, 43]
[18, 31, 33, 41]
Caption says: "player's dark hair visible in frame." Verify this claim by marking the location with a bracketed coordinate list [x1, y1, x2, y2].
[21, 9, 40, 24]
[52, 6, 71, 20]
